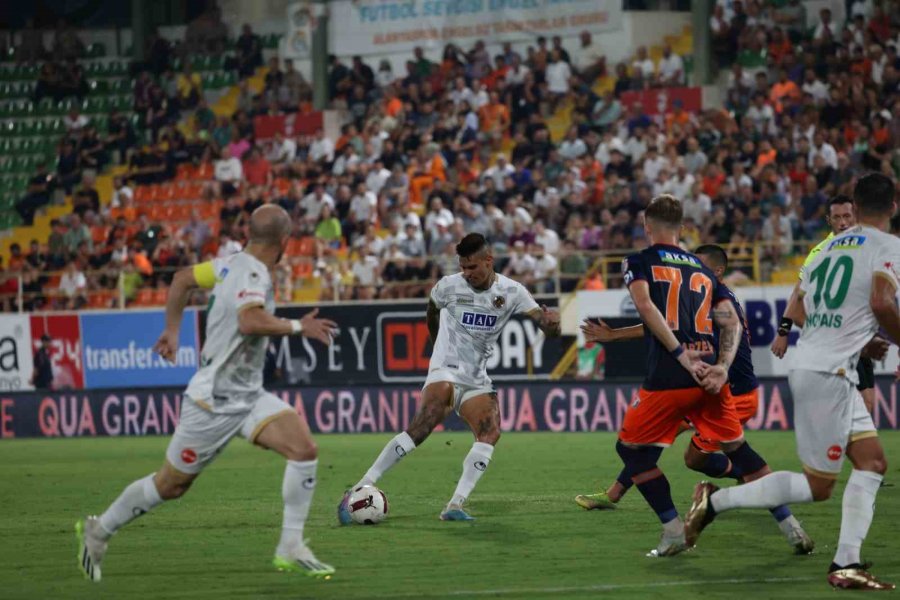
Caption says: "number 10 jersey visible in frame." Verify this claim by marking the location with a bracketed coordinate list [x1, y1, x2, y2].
[795, 225, 900, 384]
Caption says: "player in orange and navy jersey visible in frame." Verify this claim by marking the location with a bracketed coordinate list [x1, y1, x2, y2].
[595, 195, 785, 557]
[575, 244, 813, 554]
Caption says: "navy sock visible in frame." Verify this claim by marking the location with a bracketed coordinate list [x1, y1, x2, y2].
[616, 441, 676, 524]
[770, 505, 792, 522]
[724, 442, 768, 480]
[615, 467, 634, 491]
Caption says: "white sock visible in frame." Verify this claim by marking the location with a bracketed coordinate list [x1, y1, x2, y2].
[357, 432, 416, 488]
[777, 514, 802, 537]
[663, 515, 684, 538]
[449, 442, 495, 507]
[710, 471, 813, 513]
[834, 470, 883, 567]
[277, 459, 317, 557]
[98, 473, 164, 539]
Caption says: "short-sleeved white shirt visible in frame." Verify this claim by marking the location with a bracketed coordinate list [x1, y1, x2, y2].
[185, 252, 275, 413]
[794, 225, 900, 383]
[429, 273, 539, 386]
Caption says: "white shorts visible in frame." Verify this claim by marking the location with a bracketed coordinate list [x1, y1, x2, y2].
[789, 369, 878, 477]
[423, 369, 494, 414]
[165, 391, 295, 474]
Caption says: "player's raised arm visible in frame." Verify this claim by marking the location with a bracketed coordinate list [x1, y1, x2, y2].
[154, 262, 210, 363]
[238, 306, 337, 345]
[581, 319, 642, 343]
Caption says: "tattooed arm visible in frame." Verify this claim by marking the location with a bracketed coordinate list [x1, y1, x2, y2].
[700, 300, 742, 394]
[426, 299, 441, 344]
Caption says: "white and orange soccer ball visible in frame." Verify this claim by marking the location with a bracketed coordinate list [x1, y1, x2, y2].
[347, 485, 389, 525]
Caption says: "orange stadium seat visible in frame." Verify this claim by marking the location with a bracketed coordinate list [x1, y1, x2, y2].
[195, 163, 213, 180]
[152, 288, 168, 305]
[134, 288, 155, 306]
[175, 164, 196, 181]
[292, 260, 314, 279]
[158, 183, 177, 201]
[88, 291, 115, 309]
[91, 226, 109, 245]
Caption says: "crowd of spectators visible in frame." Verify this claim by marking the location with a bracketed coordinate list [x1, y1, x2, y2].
[2, 0, 899, 311]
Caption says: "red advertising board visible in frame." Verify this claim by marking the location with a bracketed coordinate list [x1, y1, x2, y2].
[29, 314, 84, 390]
[619, 86, 702, 116]
[253, 112, 324, 140]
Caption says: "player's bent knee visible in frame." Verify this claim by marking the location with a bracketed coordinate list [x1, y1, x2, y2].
[805, 474, 835, 501]
[154, 475, 194, 500]
[683, 447, 708, 471]
[477, 428, 500, 445]
[283, 439, 318, 462]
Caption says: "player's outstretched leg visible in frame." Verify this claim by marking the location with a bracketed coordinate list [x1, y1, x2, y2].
[616, 441, 688, 557]
[76, 464, 190, 582]
[256, 411, 334, 578]
[828, 436, 893, 590]
[339, 382, 452, 524]
[442, 392, 500, 521]
[685, 440, 814, 554]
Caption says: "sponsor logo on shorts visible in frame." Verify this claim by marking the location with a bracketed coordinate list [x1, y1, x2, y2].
[474, 461, 487, 472]
[181, 448, 198, 464]
[827, 445, 843, 461]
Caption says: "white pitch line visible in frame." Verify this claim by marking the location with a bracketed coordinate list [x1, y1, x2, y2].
[362, 573, 898, 598]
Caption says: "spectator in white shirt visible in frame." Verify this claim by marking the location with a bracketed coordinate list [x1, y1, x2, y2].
[642, 146, 669, 182]
[449, 76, 475, 107]
[559, 126, 587, 160]
[505, 54, 530, 86]
[300, 184, 336, 223]
[63, 108, 89, 133]
[308, 128, 335, 163]
[351, 251, 380, 300]
[534, 220, 560, 255]
[808, 132, 838, 169]
[332, 144, 360, 176]
[681, 180, 712, 224]
[631, 46, 655, 86]
[813, 8, 838, 43]
[682, 137, 708, 174]
[545, 49, 572, 105]
[572, 30, 605, 82]
[424, 197, 455, 240]
[349, 182, 378, 228]
[531, 243, 558, 293]
[59, 261, 87, 308]
[503, 241, 536, 280]
[594, 131, 625, 165]
[801, 68, 829, 105]
[482, 154, 515, 188]
[214, 147, 243, 196]
[109, 176, 133, 209]
[657, 45, 684, 86]
[365, 160, 391, 194]
[267, 132, 297, 164]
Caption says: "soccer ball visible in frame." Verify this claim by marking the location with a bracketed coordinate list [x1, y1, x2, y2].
[347, 485, 389, 525]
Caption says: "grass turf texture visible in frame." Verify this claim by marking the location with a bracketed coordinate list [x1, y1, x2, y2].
[2, 431, 899, 599]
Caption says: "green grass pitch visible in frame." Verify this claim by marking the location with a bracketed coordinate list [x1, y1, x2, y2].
[2, 431, 899, 599]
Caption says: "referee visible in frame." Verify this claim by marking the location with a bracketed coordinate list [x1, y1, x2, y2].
[772, 195, 888, 411]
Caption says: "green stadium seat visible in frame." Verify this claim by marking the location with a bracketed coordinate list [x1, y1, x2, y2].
[88, 79, 110, 95]
[109, 61, 127, 77]
[86, 43, 106, 58]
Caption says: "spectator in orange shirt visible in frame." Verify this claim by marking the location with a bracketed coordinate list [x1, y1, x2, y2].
[384, 87, 403, 118]
[482, 55, 509, 91]
[769, 69, 800, 112]
[756, 139, 777, 167]
[478, 91, 510, 147]
[702, 163, 726, 197]
[664, 99, 692, 132]
[242, 147, 273, 187]
[767, 27, 793, 66]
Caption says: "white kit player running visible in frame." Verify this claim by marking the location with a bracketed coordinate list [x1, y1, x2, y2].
[76, 206, 339, 582]
[685, 174, 900, 591]
[339, 233, 561, 521]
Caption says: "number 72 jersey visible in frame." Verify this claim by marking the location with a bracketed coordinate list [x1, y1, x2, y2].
[795, 225, 900, 383]
[623, 244, 732, 391]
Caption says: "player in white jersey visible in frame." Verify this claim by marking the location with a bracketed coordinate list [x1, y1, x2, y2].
[75, 206, 339, 582]
[338, 233, 561, 521]
[685, 173, 899, 590]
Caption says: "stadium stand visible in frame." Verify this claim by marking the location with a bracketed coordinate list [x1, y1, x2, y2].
[1, 4, 898, 312]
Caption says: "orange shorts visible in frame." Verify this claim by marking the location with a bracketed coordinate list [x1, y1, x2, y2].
[691, 387, 759, 453]
[620, 385, 744, 448]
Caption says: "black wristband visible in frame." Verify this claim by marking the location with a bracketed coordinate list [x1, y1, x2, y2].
[671, 345, 685, 359]
[777, 317, 793, 337]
